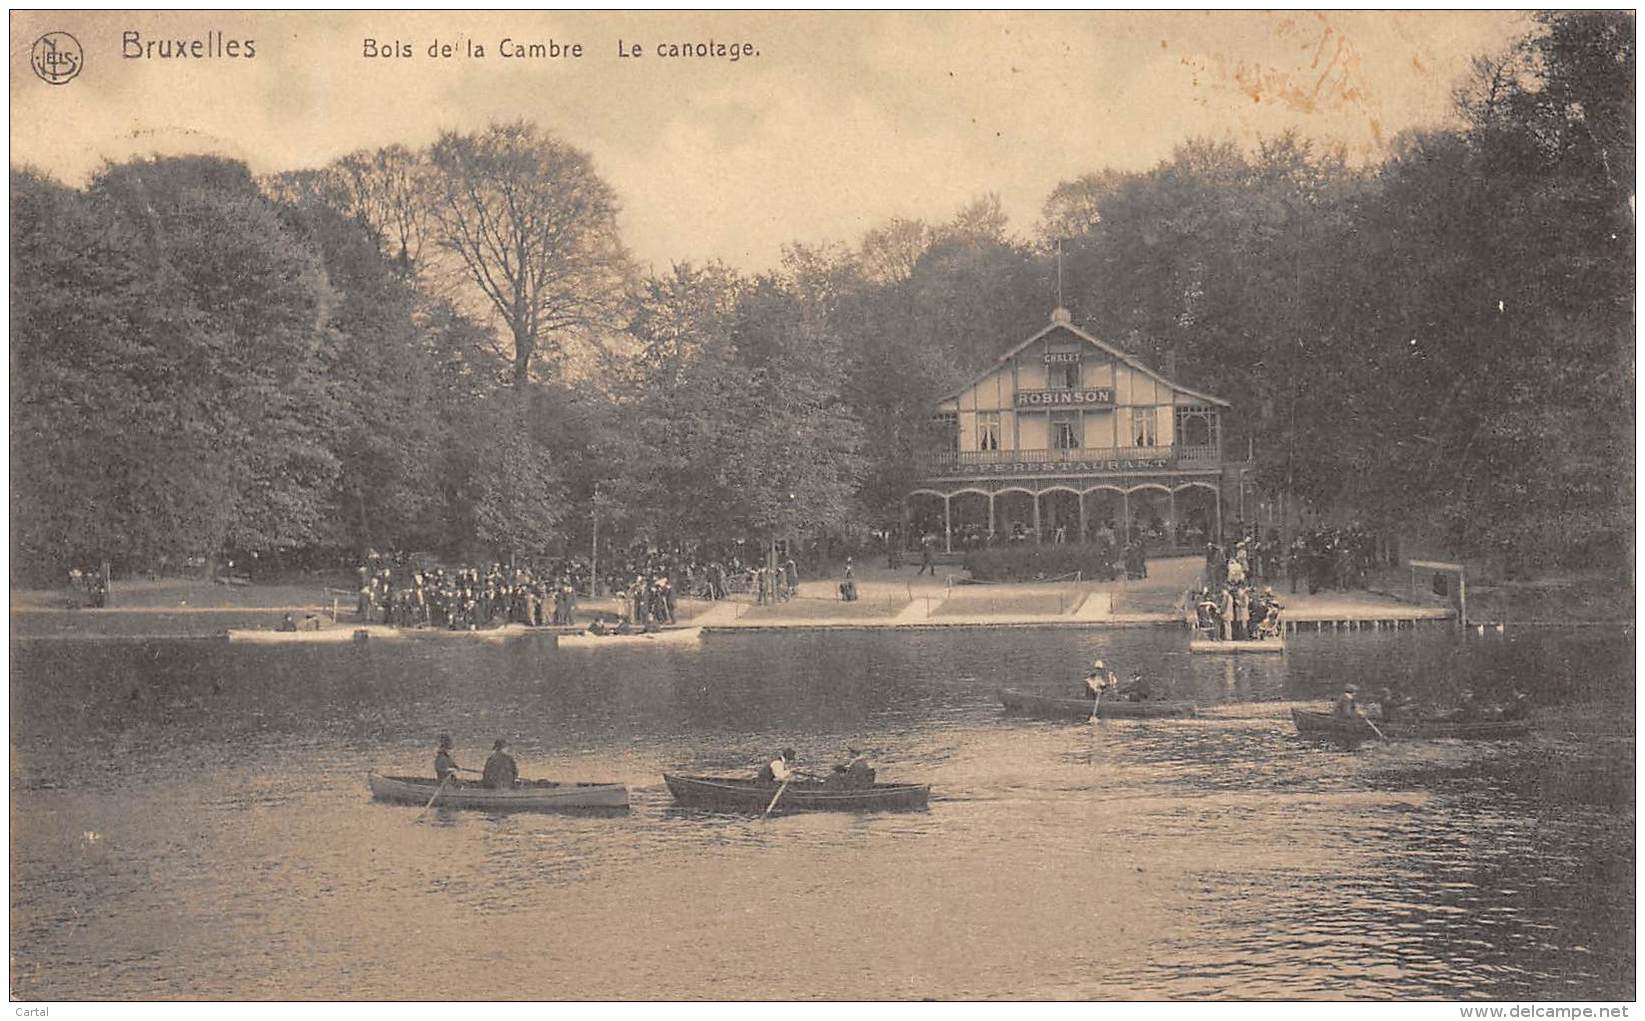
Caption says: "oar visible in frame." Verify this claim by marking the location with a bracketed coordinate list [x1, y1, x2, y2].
[1362, 715, 1390, 743]
[763, 777, 792, 818]
[416, 774, 453, 821]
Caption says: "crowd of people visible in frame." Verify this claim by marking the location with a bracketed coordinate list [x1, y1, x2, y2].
[1193, 535, 1285, 641]
[354, 542, 812, 631]
[357, 561, 583, 629]
[1206, 523, 1392, 596]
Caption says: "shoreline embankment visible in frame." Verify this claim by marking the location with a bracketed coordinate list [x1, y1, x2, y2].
[12, 555, 1629, 643]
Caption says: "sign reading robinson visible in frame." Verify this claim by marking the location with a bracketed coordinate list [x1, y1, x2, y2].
[1014, 388, 1114, 408]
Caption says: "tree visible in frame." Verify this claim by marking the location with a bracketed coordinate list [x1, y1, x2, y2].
[88, 157, 344, 555]
[426, 121, 632, 385]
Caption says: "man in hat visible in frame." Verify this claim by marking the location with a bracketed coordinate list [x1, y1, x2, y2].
[482, 738, 518, 789]
[1112, 673, 1157, 703]
[434, 734, 461, 782]
[757, 748, 796, 785]
[1333, 684, 1363, 721]
[1376, 687, 1412, 723]
[830, 747, 875, 789]
[1499, 688, 1533, 722]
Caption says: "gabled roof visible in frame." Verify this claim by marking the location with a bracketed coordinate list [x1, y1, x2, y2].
[938, 309, 1231, 409]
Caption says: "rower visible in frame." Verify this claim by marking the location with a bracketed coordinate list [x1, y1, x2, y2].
[1333, 683, 1362, 720]
[1499, 688, 1533, 721]
[757, 747, 796, 785]
[1451, 688, 1483, 723]
[1084, 659, 1117, 699]
[434, 733, 460, 782]
[482, 738, 519, 788]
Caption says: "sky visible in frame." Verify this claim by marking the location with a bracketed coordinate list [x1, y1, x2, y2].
[10, 11, 1531, 272]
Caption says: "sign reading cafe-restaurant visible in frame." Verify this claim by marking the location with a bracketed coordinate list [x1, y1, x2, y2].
[1014, 387, 1114, 408]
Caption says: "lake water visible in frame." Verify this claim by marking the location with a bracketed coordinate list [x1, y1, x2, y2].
[9, 625, 1635, 1000]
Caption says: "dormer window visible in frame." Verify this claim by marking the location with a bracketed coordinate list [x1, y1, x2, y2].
[1044, 348, 1081, 389]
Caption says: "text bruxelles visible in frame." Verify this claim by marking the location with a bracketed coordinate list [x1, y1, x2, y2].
[122, 31, 256, 59]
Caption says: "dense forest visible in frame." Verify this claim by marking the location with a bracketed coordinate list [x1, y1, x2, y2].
[10, 12, 1633, 582]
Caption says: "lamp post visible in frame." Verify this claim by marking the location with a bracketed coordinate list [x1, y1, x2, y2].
[590, 482, 601, 599]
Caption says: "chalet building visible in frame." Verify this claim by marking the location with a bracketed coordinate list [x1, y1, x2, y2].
[907, 308, 1230, 553]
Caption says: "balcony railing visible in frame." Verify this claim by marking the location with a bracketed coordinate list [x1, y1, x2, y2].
[920, 444, 1220, 477]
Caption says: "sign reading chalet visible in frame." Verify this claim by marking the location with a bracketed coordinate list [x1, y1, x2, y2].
[1014, 387, 1114, 408]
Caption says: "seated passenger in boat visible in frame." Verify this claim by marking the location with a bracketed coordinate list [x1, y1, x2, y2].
[757, 748, 796, 785]
[482, 738, 518, 788]
[1333, 684, 1362, 720]
[1448, 689, 1483, 723]
[1113, 673, 1157, 702]
[828, 747, 876, 788]
[1499, 688, 1533, 721]
[276, 612, 298, 632]
[434, 734, 460, 782]
[1376, 687, 1412, 722]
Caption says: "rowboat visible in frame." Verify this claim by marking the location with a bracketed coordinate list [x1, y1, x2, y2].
[402, 623, 541, 641]
[226, 625, 405, 644]
[662, 773, 929, 813]
[1189, 637, 1285, 654]
[999, 687, 1198, 719]
[1290, 708, 1531, 740]
[557, 626, 703, 649]
[227, 623, 546, 644]
[367, 772, 629, 811]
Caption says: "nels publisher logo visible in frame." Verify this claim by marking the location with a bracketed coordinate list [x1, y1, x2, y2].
[31, 31, 83, 85]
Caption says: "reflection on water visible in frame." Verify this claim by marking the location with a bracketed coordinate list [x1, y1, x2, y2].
[9, 626, 1635, 999]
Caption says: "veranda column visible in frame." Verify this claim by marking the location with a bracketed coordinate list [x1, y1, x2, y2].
[1169, 486, 1178, 545]
[988, 492, 996, 537]
[1032, 490, 1042, 543]
[943, 494, 953, 554]
[1078, 490, 1088, 543]
[1121, 489, 1131, 543]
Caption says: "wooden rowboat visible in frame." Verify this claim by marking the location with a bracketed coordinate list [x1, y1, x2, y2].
[1188, 637, 1285, 654]
[367, 772, 629, 811]
[1290, 708, 1531, 741]
[227, 625, 405, 644]
[999, 687, 1198, 719]
[228, 623, 539, 644]
[557, 626, 703, 649]
[662, 773, 929, 813]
